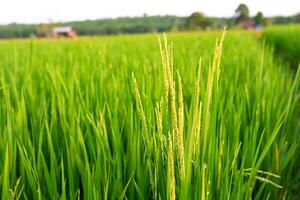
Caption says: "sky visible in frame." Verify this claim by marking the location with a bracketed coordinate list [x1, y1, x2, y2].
[0, 0, 299, 24]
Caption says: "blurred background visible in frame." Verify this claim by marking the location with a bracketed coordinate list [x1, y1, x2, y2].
[0, 0, 299, 38]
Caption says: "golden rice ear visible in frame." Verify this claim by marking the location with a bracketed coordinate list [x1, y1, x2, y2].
[159, 34, 186, 180]
[158, 35, 169, 105]
[177, 70, 184, 139]
[176, 70, 186, 179]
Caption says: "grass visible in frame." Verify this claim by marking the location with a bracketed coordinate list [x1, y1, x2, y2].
[262, 24, 300, 68]
[0, 29, 299, 199]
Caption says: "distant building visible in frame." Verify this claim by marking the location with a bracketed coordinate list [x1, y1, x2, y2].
[238, 19, 255, 29]
[52, 26, 77, 38]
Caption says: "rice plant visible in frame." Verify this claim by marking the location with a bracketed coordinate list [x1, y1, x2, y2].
[0, 29, 299, 199]
[263, 24, 300, 68]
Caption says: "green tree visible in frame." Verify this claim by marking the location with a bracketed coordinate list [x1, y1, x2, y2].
[295, 13, 300, 23]
[235, 4, 250, 23]
[186, 12, 213, 30]
[254, 11, 266, 26]
[36, 23, 57, 37]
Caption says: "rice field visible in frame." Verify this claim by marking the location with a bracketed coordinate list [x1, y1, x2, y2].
[0, 29, 299, 199]
[262, 25, 300, 68]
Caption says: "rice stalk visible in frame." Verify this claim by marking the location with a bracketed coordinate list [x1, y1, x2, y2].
[168, 133, 176, 200]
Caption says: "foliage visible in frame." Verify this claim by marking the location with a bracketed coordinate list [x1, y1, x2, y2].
[263, 25, 300, 68]
[1, 12, 300, 39]
[65, 15, 187, 35]
[295, 13, 300, 23]
[271, 13, 300, 24]
[0, 16, 187, 38]
[0, 23, 36, 38]
[185, 12, 213, 30]
[0, 30, 299, 199]
[235, 4, 250, 23]
[36, 23, 62, 37]
[254, 12, 266, 26]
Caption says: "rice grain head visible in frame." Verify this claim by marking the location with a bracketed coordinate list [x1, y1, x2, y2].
[132, 72, 148, 134]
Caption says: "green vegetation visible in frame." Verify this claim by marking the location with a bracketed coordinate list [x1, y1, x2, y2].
[0, 23, 36, 38]
[0, 9, 299, 38]
[272, 13, 300, 24]
[254, 12, 267, 26]
[263, 25, 300, 68]
[65, 16, 187, 35]
[0, 30, 299, 199]
[235, 4, 250, 22]
[185, 12, 214, 30]
[0, 16, 188, 38]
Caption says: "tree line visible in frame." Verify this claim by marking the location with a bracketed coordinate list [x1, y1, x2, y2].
[0, 4, 299, 38]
